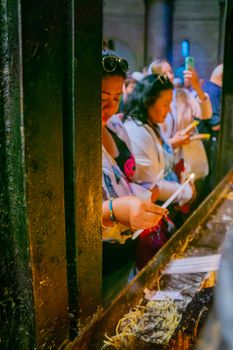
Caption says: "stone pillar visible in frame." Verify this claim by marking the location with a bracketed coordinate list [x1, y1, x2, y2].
[218, 0, 226, 62]
[144, 0, 173, 66]
[218, 0, 233, 179]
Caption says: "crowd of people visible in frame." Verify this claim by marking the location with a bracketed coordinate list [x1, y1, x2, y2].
[101, 43, 223, 304]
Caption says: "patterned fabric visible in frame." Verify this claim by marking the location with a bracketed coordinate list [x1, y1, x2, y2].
[102, 143, 151, 243]
[161, 137, 179, 183]
[106, 114, 136, 180]
[105, 126, 136, 180]
[102, 146, 151, 201]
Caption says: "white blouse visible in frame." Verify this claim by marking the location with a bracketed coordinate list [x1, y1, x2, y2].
[124, 117, 193, 206]
[160, 89, 210, 179]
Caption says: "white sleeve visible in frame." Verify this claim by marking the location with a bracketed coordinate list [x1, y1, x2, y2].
[124, 119, 193, 205]
[158, 180, 193, 206]
[124, 120, 162, 188]
[189, 92, 212, 120]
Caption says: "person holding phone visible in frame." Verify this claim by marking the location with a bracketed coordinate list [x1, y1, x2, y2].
[183, 56, 207, 102]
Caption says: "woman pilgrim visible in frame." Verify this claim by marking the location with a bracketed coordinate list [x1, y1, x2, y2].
[123, 74, 196, 209]
[101, 45, 167, 304]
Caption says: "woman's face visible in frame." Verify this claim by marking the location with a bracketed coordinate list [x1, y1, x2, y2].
[147, 89, 173, 124]
[102, 75, 124, 126]
[162, 62, 174, 84]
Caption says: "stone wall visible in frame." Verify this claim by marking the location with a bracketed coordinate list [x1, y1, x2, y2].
[103, 0, 144, 71]
[173, 0, 220, 80]
[103, 0, 222, 79]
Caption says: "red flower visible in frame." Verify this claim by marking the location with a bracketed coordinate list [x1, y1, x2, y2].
[124, 156, 136, 180]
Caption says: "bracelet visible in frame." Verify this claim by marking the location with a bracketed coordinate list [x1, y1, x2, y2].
[109, 197, 116, 223]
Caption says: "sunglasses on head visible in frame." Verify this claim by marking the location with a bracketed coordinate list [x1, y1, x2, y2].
[154, 74, 170, 85]
[102, 55, 129, 73]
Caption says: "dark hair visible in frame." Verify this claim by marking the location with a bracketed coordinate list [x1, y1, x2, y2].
[123, 74, 173, 124]
[102, 42, 128, 79]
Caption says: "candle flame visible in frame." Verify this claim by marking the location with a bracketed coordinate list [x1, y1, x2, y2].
[190, 173, 195, 180]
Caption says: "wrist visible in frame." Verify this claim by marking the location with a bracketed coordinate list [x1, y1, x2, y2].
[195, 86, 206, 101]
[169, 137, 177, 149]
[109, 197, 117, 223]
[102, 200, 114, 227]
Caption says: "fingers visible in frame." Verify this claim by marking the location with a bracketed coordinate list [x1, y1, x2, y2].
[183, 68, 198, 83]
[182, 135, 190, 144]
[144, 201, 168, 216]
[179, 135, 190, 144]
[187, 66, 195, 72]
[151, 186, 159, 203]
[174, 132, 190, 146]
[181, 134, 190, 140]
[183, 71, 193, 79]
[183, 66, 195, 73]
[181, 122, 198, 135]
[131, 211, 162, 230]
[143, 211, 163, 226]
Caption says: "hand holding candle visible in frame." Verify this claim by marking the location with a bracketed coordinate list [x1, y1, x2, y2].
[189, 133, 211, 141]
[132, 173, 195, 240]
[180, 121, 199, 136]
[161, 173, 195, 208]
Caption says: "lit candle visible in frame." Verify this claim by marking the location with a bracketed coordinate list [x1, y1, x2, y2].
[161, 173, 195, 209]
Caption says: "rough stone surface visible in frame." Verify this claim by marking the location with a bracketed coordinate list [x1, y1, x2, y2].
[103, 0, 222, 78]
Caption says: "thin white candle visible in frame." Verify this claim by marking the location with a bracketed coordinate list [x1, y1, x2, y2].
[132, 229, 145, 240]
[161, 173, 195, 209]
[132, 173, 195, 240]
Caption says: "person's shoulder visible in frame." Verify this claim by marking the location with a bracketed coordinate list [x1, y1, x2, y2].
[124, 117, 143, 129]
[202, 80, 220, 93]
[202, 82, 221, 104]
[124, 118, 151, 140]
[107, 113, 129, 136]
[108, 114, 134, 146]
[202, 80, 212, 91]
[107, 113, 123, 128]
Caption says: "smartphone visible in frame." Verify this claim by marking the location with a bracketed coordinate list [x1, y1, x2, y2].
[185, 56, 195, 70]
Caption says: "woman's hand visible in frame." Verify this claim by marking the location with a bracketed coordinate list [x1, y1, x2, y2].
[150, 185, 159, 203]
[183, 67, 206, 101]
[170, 130, 190, 148]
[102, 196, 167, 230]
[183, 66, 200, 89]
